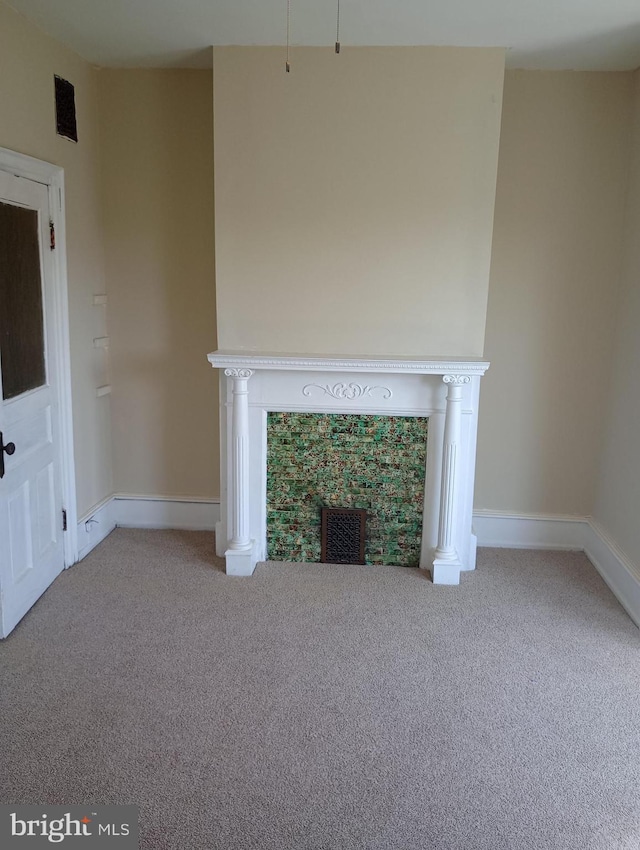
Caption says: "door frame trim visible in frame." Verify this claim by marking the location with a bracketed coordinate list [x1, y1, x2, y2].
[0, 147, 78, 567]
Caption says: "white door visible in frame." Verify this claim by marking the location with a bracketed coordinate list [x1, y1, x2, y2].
[0, 170, 65, 638]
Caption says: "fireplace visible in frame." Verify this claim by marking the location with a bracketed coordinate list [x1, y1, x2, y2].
[207, 352, 489, 584]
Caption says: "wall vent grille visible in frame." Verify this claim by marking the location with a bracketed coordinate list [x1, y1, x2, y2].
[54, 75, 78, 143]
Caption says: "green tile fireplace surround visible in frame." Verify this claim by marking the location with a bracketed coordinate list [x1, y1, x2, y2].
[266, 412, 429, 566]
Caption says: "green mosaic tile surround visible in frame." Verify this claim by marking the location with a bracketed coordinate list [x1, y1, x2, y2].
[266, 412, 428, 567]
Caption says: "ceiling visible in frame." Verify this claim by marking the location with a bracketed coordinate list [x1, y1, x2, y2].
[6, 0, 640, 71]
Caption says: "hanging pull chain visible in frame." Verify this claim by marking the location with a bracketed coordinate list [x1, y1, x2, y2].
[335, 0, 341, 53]
[286, 0, 291, 72]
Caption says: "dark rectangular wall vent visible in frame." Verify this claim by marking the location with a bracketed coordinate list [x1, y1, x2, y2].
[321, 508, 367, 565]
[54, 75, 78, 143]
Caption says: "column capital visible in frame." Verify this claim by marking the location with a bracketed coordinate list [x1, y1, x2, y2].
[443, 374, 471, 385]
[225, 368, 254, 379]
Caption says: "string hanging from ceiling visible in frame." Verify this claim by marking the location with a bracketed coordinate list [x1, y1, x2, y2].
[285, 0, 342, 72]
[286, 0, 291, 72]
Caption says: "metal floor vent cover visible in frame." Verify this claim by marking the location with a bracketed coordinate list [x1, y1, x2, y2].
[321, 508, 367, 565]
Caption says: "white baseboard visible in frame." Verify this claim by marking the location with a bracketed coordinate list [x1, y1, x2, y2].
[76, 496, 117, 562]
[473, 510, 587, 550]
[473, 510, 640, 628]
[75, 499, 639, 628]
[76, 495, 221, 562]
[113, 494, 221, 531]
[583, 521, 640, 629]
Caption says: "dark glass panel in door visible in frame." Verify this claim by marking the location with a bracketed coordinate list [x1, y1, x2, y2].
[0, 201, 46, 400]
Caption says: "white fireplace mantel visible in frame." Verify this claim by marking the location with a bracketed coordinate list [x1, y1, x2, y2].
[208, 351, 490, 376]
[208, 351, 489, 584]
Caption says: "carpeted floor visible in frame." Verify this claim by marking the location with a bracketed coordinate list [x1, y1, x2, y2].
[1, 529, 639, 849]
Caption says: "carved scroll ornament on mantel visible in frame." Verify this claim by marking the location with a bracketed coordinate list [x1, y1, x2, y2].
[224, 368, 254, 379]
[302, 382, 393, 401]
[443, 375, 471, 385]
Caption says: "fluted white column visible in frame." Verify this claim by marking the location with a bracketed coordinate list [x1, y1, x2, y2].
[225, 368, 253, 553]
[432, 374, 470, 584]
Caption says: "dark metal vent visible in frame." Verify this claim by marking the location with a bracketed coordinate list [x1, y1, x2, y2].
[321, 508, 367, 565]
[54, 75, 78, 143]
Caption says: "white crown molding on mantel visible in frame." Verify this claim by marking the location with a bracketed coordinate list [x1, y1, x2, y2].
[207, 351, 490, 376]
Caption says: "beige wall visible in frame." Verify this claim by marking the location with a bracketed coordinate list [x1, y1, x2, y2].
[475, 71, 632, 516]
[99, 70, 218, 499]
[213, 47, 505, 357]
[593, 69, 640, 567]
[4, 0, 636, 540]
[0, 1, 112, 517]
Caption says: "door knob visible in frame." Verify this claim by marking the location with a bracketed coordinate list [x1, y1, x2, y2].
[0, 431, 15, 479]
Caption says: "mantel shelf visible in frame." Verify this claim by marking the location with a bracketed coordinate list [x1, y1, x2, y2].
[208, 350, 490, 376]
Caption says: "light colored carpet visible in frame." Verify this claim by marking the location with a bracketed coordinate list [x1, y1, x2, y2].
[1, 529, 639, 849]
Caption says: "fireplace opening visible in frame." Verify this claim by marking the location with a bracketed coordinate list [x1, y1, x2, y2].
[266, 412, 428, 566]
